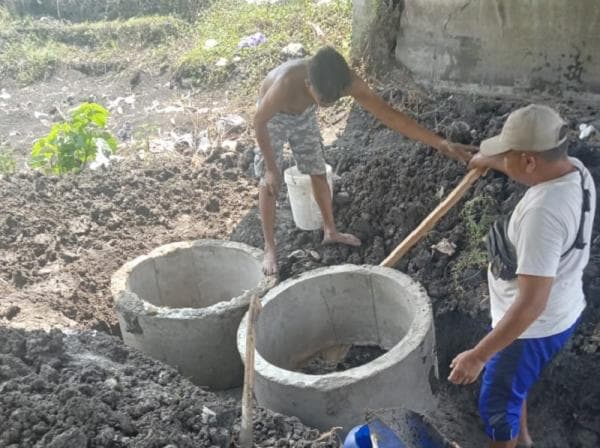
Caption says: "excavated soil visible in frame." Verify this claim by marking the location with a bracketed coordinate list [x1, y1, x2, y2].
[297, 344, 388, 375]
[231, 91, 600, 447]
[0, 152, 257, 332]
[0, 326, 337, 447]
[1, 67, 599, 445]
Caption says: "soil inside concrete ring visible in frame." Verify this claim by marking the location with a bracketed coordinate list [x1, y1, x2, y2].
[297, 344, 388, 375]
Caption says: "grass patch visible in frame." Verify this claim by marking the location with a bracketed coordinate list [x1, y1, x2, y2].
[176, 0, 352, 91]
[3, 0, 209, 22]
[0, 13, 191, 85]
[0, 36, 66, 84]
[0, 146, 17, 176]
[24, 16, 188, 49]
[0, 6, 16, 32]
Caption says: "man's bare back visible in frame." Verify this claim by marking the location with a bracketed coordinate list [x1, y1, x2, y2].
[258, 59, 315, 115]
[253, 47, 475, 275]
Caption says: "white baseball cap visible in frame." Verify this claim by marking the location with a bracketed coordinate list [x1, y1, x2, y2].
[480, 104, 567, 156]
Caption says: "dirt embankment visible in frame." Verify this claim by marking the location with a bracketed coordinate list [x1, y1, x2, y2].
[231, 92, 600, 447]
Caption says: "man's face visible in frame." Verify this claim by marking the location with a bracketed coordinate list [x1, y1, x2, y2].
[501, 150, 538, 185]
[306, 81, 336, 108]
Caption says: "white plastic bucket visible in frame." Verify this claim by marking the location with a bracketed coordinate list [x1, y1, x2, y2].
[284, 164, 333, 230]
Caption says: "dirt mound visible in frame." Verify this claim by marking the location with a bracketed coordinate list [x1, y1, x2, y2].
[231, 92, 600, 447]
[0, 326, 337, 447]
[0, 153, 256, 332]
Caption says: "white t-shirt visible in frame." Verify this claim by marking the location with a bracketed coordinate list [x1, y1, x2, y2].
[488, 157, 596, 338]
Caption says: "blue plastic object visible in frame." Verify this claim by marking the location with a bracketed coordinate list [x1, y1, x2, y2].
[344, 424, 372, 448]
[344, 421, 407, 448]
[344, 408, 457, 448]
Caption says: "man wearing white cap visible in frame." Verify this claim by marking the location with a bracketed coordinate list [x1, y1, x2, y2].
[448, 104, 596, 447]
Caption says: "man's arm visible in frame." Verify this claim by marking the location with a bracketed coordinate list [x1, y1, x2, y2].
[448, 274, 553, 384]
[254, 82, 286, 195]
[348, 75, 474, 163]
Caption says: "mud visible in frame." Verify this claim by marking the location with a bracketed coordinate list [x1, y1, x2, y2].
[0, 326, 338, 447]
[297, 344, 387, 375]
[231, 91, 600, 447]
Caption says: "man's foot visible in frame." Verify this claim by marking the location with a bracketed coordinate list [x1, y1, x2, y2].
[323, 231, 361, 247]
[262, 249, 279, 276]
[517, 432, 534, 448]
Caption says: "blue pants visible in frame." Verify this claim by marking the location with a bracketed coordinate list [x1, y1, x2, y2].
[479, 322, 578, 441]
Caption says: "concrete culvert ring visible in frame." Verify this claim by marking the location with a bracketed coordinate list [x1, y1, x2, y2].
[237, 264, 437, 434]
[111, 239, 270, 389]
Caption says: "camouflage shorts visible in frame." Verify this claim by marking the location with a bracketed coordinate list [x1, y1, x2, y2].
[254, 105, 326, 181]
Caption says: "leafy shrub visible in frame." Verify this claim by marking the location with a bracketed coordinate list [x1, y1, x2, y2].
[31, 102, 117, 174]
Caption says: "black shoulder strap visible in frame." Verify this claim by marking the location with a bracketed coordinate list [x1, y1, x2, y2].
[561, 167, 590, 258]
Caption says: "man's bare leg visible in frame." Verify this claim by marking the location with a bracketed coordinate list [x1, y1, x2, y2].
[259, 184, 278, 275]
[310, 174, 361, 247]
[517, 400, 533, 447]
[489, 440, 518, 448]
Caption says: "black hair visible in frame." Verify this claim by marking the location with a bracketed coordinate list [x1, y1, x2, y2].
[307, 46, 352, 103]
[539, 125, 569, 161]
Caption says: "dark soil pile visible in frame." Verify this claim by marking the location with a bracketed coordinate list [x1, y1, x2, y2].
[231, 91, 600, 447]
[298, 344, 387, 375]
[0, 152, 257, 332]
[0, 326, 337, 447]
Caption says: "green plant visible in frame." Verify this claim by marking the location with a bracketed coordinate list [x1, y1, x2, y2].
[450, 194, 498, 292]
[132, 123, 160, 153]
[0, 147, 16, 175]
[31, 102, 117, 174]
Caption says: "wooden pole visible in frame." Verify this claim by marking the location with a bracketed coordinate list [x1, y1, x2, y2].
[380, 168, 484, 268]
[240, 294, 262, 448]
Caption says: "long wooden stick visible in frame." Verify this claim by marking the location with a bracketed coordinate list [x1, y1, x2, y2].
[380, 168, 484, 268]
[240, 294, 262, 448]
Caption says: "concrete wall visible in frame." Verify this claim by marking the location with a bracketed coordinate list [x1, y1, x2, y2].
[353, 0, 600, 96]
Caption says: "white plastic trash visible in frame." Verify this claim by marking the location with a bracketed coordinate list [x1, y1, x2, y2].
[284, 164, 333, 230]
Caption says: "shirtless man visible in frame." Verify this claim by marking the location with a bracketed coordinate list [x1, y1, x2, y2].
[255, 46, 473, 275]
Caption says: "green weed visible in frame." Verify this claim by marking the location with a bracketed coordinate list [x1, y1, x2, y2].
[451, 194, 497, 291]
[0, 36, 65, 84]
[0, 147, 17, 176]
[31, 103, 117, 175]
